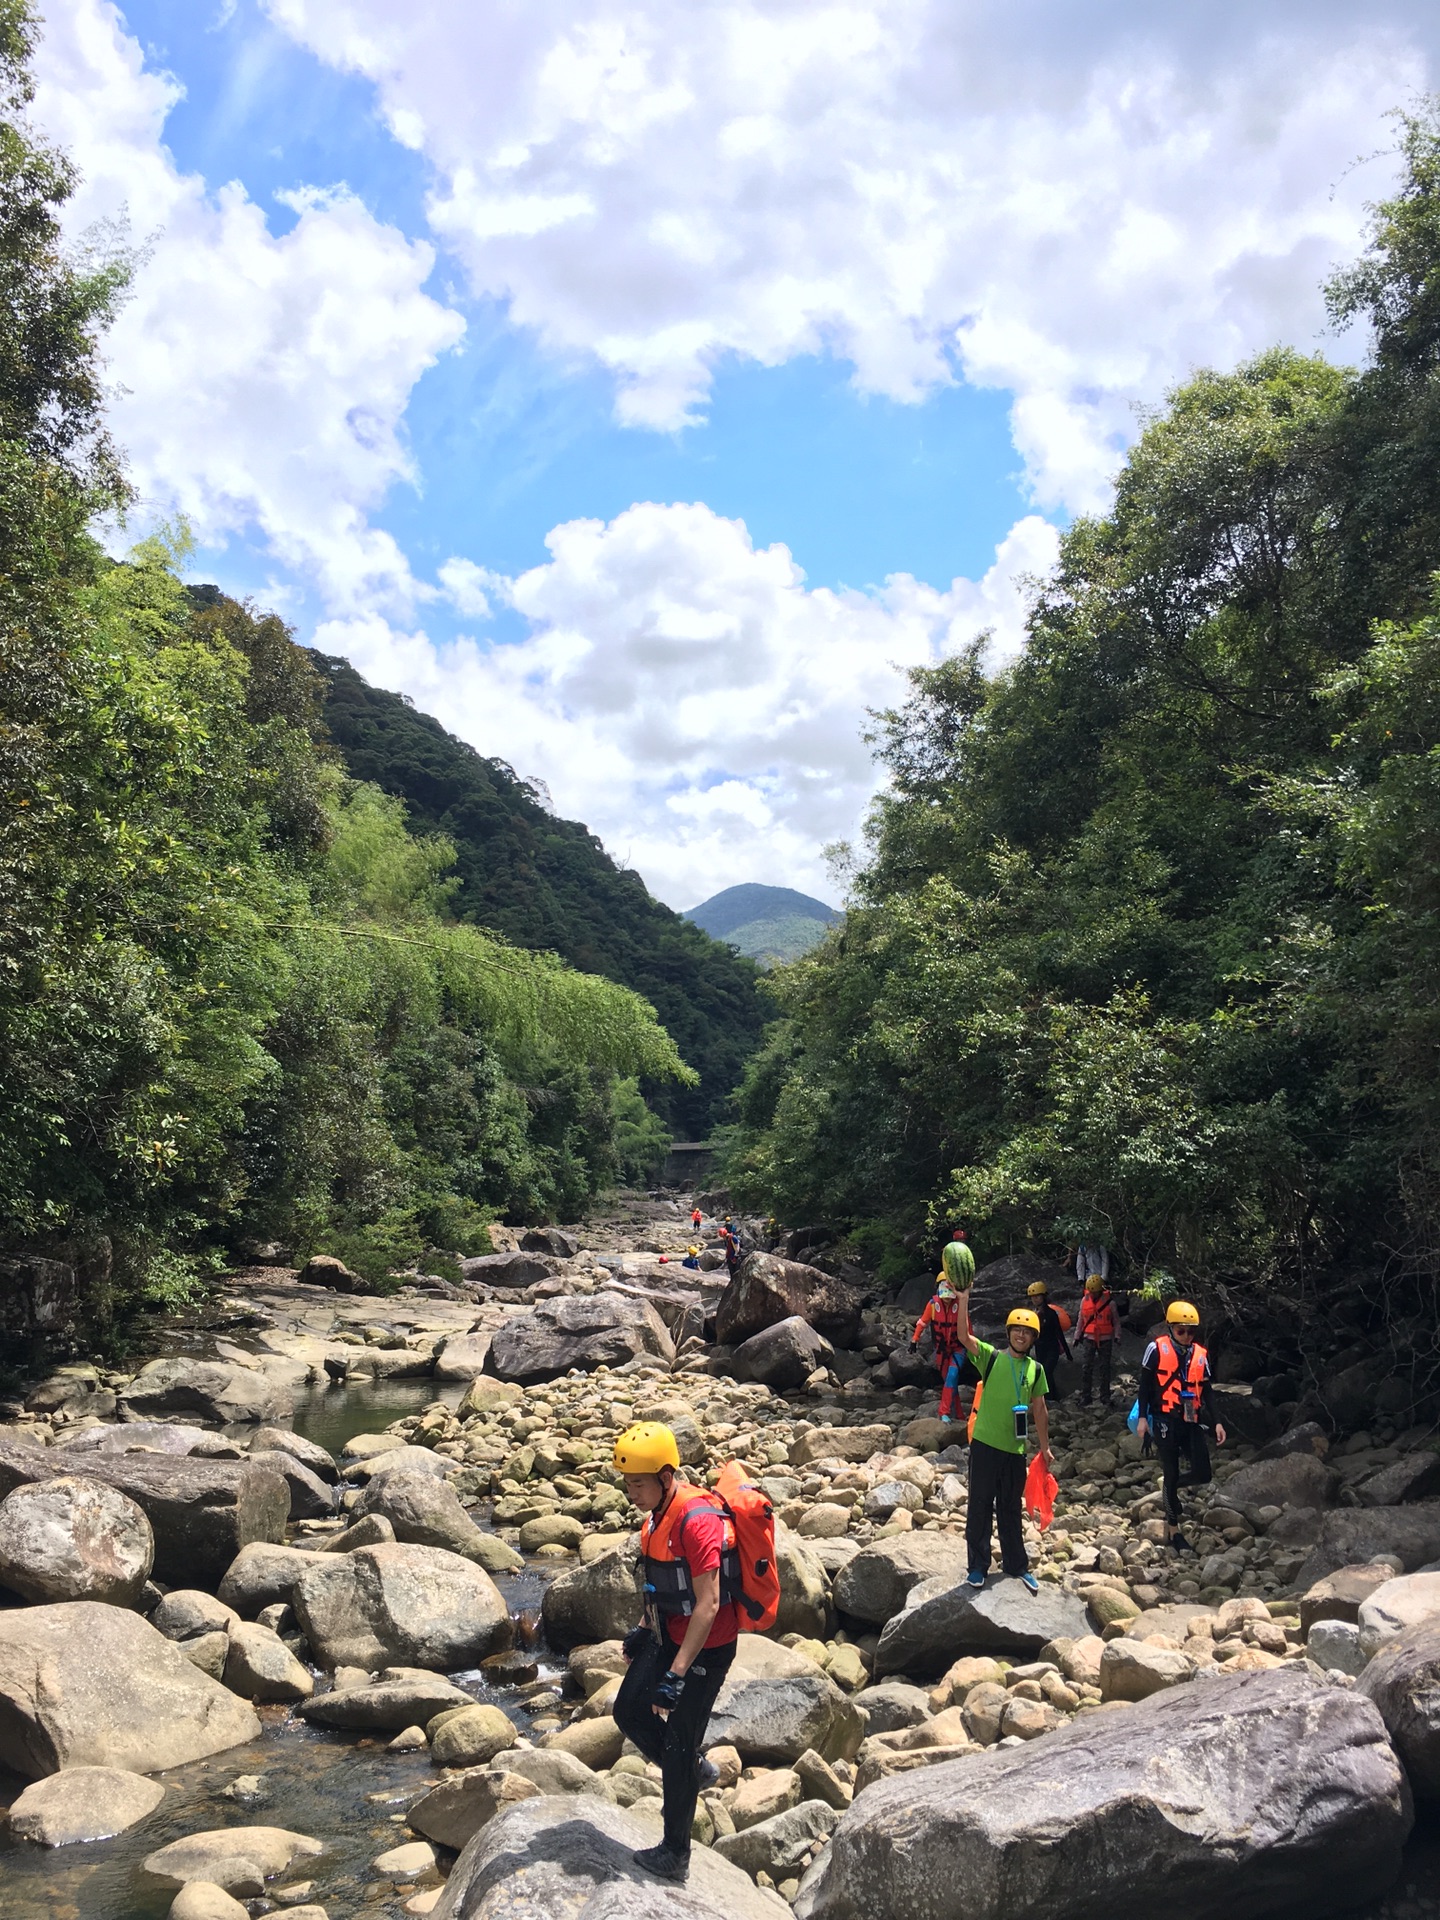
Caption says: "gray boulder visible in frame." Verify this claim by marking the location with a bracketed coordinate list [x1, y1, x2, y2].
[298, 1668, 475, 1729]
[834, 1535, 970, 1627]
[53, 1421, 240, 1459]
[0, 1602, 260, 1778]
[434, 1333, 495, 1381]
[794, 1667, 1411, 1920]
[357, 1467, 492, 1557]
[1300, 1562, 1400, 1634]
[460, 1252, 555, 1289]
[716, 1800, 839, 1880]
[488, 1292, 675, 1383]
[431, 1794, 790, 1920]
[853, 1681, 933, 1734]
[292, 1542, 511, 1671]
[248, 1426, 338, 1482]
[152, 1589, 240, 1642]
[217, 1542, 320, 1616]
[1295, 1503, 1440, 1588]
[1219, 1453, 1338, 1515]
[245, 1450, 334, 1520]
[1359, 1621, 1440, 1798]
[706, 1637, 864, 1765]
[1358, 1572, 1440, 1658]
[520, 1227, 579, 1258]
[118, 1355, 292, 1426]
[223, 1621, 314, 1702]
[1358, 1454, 1440, 1507]
[5, 1764, 166, 1845]
[345, 1443, 452, 1484]
[775, 1526, 832, 1638]
[1307, 1619, 1368, 1676]
[716, 1252, 863, 1348]
[875, 1578, 1091, 1678]
[731, 1317, 835, 1391]
[0, 1473, 153, 1606]
[0, 1441, 288, 1589]
[540, 1543, 642, 1651]
[407, 1767, 544, 1851]
[141, 1824, 323, 1893]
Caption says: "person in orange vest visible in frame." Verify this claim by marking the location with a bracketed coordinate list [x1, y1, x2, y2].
[1136, 1301, 1227, 1548]
[612, 1422, 739, 1884]
[910, 1275, 962, 1383]
[1076, 1271, 1124, 1407]
[690, 1205, 703, 1232]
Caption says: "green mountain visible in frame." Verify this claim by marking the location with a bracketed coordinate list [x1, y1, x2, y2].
[317, 657, 766, 1137]
[686, 884, 840, 965]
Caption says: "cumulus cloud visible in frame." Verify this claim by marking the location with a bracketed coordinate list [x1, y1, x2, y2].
[31, 0, 465, 612]
[321, 504, 1059, 905]
[263, 0, 1434, 509]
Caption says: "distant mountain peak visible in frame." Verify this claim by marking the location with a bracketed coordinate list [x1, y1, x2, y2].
[685, 884, 841, 966]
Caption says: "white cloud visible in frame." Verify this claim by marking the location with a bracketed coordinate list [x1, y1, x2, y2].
[320, 504, 1059, 905]
[262, 0, 1434, 510]
[30, 0, 465, 613]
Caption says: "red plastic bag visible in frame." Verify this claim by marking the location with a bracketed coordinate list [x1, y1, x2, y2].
[1024, 1452, 1058, 1530]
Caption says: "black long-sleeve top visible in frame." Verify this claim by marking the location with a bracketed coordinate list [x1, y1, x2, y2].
[1137, 1337, 1217, 1426]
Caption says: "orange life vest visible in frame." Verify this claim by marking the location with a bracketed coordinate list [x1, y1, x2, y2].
[1153, 1335, 1209, 1417]
[1079, 1290, 1118, 1342]
[638, 1472, 778, 1632]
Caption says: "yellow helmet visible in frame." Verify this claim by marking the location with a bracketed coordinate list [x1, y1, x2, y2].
[1007, 1308, 1042, 1335]
[1085, 1274, 1105, 1292]
[1165, 1300, 1201, 1327]
[1027, 1282, 1049, 1299]
[613, 1422, 680, 1474]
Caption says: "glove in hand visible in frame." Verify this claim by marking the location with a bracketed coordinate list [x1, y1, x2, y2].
[652, 1669, 686, 1711]
[622, 1625, 653, 1661]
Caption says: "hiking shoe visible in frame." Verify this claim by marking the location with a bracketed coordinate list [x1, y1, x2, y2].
[940, 1414, 955, 1425]
[1017, 1571, 1039, 1595]
[633, 1845, 690, 1884]
[1169, 1530, 1193, 1553]
[966, 1569, 986, 1588]
[696, 1757, 720, 1790]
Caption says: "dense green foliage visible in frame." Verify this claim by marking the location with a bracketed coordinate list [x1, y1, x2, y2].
[726, 108, 1440, 1295]
[319, 658, 766, 1139]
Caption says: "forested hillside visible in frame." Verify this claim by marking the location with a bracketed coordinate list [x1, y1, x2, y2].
[725, 108, 1440, 1297]
[319, 658, 766, 1137]
[686, 883, 840, 966]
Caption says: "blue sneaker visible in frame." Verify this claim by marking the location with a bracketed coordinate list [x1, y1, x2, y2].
[966, 1569, 986, 1588]
[1017, 1572, 1039, 1595]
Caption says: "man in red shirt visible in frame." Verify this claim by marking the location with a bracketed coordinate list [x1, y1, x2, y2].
[612, 1422, 738, 1885]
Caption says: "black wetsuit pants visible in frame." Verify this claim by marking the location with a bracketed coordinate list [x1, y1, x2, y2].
[1155, 1416, 1212, 1523]
[966, 1438, 1029, 1577]
[613, 1631, 736, 1855]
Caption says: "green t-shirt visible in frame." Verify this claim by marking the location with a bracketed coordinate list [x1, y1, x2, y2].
[969, 1338, 1048, 1456]
[941, 1240, 975, 1287]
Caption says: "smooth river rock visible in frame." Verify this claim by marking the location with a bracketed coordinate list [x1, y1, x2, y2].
[874, 1577, 1092, 1678]
[431, 1794, 791, 1920]
[793, 1666, 1411, 1920]
[1360, 1621, 1440, 1799]
[293, 1542, 510, 1671]
[540, 1543, 642, 1651]
[5, 1764, 166, 1845]
[488, 1292, 676, 1383]
[834, 1535, 971, 1627]
[716, 1252, 864, 1349]
[730, 1318, 836, 1392]
[298, 1669, 475, 1730]
[357, 1468, 492, 1557]
[706, 1636, 864, 1765]
[0, 1602, 260, 1778]
[118, 1355, 292, 1426]
[141, 1825, 324, 1893]
[0, 1473, 154, 1606]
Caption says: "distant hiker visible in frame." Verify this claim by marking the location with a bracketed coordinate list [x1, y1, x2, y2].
[942, 1228, 976, 1291]
[911, 1275, 962, 1382]
[1077, 1272, 1123, 1407]
[951, 1291, 1051, 1592]
[1026, 1280, 1073, 1380]
[720, 1224, 742, 1278]
[612, 1423, 738, 1884]
[1076, 1242, 1110, 1286]
[691, 1206, 703, 1232]
[682, 1244, 701, 1270]
[1136, 1301, 1226, 1549]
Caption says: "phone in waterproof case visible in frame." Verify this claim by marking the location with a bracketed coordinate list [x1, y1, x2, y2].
[1012, 1404, 1028, 1442]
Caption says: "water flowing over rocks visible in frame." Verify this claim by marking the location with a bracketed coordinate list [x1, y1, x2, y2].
[5, 1765, 166, 1845]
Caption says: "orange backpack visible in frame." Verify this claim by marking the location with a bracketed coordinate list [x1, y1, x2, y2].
[712, 1461, 781, 1633]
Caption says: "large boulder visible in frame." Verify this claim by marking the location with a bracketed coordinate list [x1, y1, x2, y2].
[141, 1825, 323, 1893]
[117, 1355, 292, 1426]
[1358, 1454, 1440, 1507]
[248, 1427, 338, 1483]
[1218, 1453, 1339, 1515]
[790, 1425, 895, 1469]
[793, 1666, 1411, 1920]
[1358, 1572, 1440, 1659]
[223, 1621, 314, 1703]
[717, 1252, 863, 1349]
[775, 1526, 833, 1638]
[242, 1450, 333, 1521]
[874, 1578, 1092, 1679]
[5, 1764, 165, 1845]
[0, 1441, 288, 1589]
[1295, 1503, 1440, 1588]
[1359, 1621, 1440, 1799]
[407, 1766, 544, 1851]
[0, 1602, 260, 1778]
[731, 1317, 835, 1391]
[434, 1333, 495, 1381]
[834, 1535, 970, 1627]
[357, 1468, 492, 1557]
[488, 1292, 675, 1383]
[706, 1637, 864, 1765]
[540, 1543, 642, 1651]
[0, 1474, 153, 1606]
[292, 1542, 511, 1671]
[460, 1252, 556, 1289]
[54, 1421, 240, 1460]
[298, 1668, 475, 1729]
[520, 1227, 579, 1259]
[431, 1793, 790, 1920]
[217, 1542, 321, 1616]
[1300, 1563, 1400, 1635]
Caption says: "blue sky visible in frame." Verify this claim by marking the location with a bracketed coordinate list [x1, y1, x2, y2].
[32, 0, 1440, 903]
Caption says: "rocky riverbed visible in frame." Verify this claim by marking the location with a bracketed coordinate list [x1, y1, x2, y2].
[3, 1196, 1440, 1919]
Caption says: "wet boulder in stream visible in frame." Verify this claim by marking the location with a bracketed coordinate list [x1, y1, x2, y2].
[357, 1466, 492, 1557]
[540, 1541, 642, 1650]
[293, 1541, 511, 1670]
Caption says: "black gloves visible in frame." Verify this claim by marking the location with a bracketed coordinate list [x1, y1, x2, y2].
[652, 1669, 686, 1711]
[622, 1625, 653, 1661]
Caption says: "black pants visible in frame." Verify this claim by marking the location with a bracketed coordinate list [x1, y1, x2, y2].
[966, 1439, 1028, 1577]
[1080, 1338, 1113, 1404]
[1155, 1417, 1212, 1522]
[613, 1631, 736, 1855]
